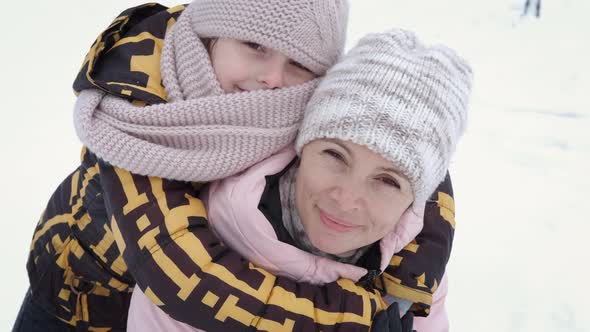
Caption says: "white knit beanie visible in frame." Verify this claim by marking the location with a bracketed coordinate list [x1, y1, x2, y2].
[295, 29, 473, 208]
[187, 0, 349, 75]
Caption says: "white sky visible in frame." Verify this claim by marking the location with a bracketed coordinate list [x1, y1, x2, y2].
[1, 0, 589, 330]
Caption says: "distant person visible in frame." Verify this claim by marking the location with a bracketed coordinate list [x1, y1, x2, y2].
[522, 0, 541, 18]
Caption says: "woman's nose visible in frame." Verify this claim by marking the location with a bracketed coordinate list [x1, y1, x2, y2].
[258, 56, 286, 89]
[329, 183, 363, 212]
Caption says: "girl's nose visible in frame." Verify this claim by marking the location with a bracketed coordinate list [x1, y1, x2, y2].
[258, 56, 286, 89]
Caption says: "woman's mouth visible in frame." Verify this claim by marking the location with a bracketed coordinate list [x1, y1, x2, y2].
[318, 210, 360, 233]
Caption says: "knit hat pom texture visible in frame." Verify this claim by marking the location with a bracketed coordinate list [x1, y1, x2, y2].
[295, 29, 473, 207]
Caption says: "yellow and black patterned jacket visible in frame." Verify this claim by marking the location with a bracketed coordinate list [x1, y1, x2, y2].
[26, 3, 456, 331]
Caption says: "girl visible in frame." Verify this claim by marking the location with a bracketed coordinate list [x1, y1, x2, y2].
[128, 29, 472, 332]
[16, 1, 455, 331]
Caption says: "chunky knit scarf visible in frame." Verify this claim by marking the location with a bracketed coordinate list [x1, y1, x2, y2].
[279, 164, 367, 264]
[73, 9, 318, 182]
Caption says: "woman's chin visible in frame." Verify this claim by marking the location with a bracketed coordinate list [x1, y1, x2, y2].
[310, 237, 356, 258]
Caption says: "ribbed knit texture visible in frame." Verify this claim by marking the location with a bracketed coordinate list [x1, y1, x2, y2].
[189, 0, 349, 75]
[160, 5, 223, 102]
[295, 29, 473, 208]
[74, 10, 319, 182]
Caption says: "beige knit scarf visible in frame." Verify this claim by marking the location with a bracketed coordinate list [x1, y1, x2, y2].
[74, 10, 318, 182]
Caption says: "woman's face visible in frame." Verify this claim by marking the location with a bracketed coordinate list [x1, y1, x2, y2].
[209, 38, 316, 93]
[295, 139, 414, 257]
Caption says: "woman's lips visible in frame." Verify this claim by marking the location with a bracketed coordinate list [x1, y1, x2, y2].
[319, 210, 359, 233]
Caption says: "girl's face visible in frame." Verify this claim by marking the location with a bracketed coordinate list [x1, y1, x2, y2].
[295, 139, 414, 257]
[209, 38, 316, 93]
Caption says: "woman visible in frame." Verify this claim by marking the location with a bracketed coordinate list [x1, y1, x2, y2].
[128, 29, 472, 331]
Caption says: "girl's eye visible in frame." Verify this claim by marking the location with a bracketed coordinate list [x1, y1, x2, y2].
[322, 149, 345, 163]
[244, 41, 264, 52]
[379, 176, 401, 189]
[290, 60, 312, 73]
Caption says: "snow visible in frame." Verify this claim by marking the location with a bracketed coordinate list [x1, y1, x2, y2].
[1, 0, 588, 330]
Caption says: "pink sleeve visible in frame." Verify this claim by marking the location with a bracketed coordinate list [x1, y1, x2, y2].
[127, 287, 206, 332]
[413, 273, 449, 332]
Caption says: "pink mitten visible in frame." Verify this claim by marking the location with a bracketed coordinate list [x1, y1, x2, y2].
[298, 255, 367, 285]
[379, 206, 425, 271]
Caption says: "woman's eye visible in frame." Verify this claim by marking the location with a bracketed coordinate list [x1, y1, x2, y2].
[244, 41, 264, 51]
[323, 149, 345, 162]
[379, 176, 400, 189]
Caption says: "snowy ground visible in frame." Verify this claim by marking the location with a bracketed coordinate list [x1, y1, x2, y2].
[1, 0, 588, 330]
